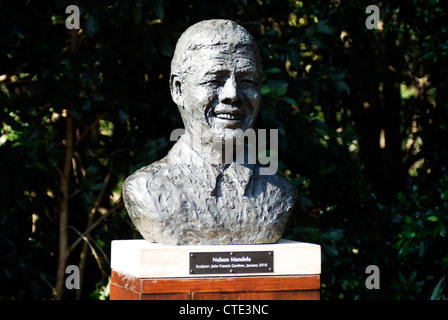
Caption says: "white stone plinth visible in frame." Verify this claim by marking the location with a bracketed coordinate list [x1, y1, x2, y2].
[111, 239, 321, 278]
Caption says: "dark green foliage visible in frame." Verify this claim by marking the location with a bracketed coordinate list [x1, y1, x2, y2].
[1, 0, 447, 299]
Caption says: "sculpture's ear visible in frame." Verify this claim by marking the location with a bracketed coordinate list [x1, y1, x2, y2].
[170, 73, 184, 109]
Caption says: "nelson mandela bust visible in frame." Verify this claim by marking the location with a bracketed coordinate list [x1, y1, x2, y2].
[122, 19, 297, 245]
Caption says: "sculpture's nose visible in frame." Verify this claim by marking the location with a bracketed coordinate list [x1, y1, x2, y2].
[220, 76, 242, 104]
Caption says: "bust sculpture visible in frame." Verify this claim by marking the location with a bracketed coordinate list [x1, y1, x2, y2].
[122, 19, 297, 245]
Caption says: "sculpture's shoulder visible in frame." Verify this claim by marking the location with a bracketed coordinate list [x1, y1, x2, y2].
[123, 159, 161, 189]
[122, 156, 182, 243]
[254, 165, 298, 199]
[277, 172, 298, 197]
[122, 158, 172, 208]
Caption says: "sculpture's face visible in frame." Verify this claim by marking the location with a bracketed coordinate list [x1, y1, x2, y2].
[177, 45, 261, 142]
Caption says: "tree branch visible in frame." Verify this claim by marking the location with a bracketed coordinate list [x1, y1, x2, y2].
[68, 201, 124, 255]
[76, 171, 112, 299]
[54, 111, 73, 300]
[75, 112, 108, 147]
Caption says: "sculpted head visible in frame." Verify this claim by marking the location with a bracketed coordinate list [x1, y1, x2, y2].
[170, 19, 261, 145]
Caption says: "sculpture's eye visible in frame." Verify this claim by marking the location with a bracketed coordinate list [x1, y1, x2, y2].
[209, 79, 222, 86]
[201, 78, 223, 87]
[241, 78, 257, 87]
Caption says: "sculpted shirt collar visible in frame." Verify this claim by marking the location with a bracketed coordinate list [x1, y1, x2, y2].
[167, 134, 255, 195]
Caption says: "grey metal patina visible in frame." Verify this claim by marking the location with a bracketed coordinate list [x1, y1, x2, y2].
[122, 19, 297, 245]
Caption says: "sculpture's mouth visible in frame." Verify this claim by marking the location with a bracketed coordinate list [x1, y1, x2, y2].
[205, 106, 251, 132]
[213, 109, 245, 123]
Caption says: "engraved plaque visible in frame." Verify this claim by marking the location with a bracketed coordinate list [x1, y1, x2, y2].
[189, 251, 273, 274]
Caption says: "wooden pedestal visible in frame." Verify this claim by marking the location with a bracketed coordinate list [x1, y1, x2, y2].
[110, 270, 320, 300]
[110, 239, 321, 300]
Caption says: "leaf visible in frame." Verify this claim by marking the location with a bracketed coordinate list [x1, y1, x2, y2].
[399, 240, 410, 256]
[132, 4, 143, 24]
[161, 38, 173, 57]
[321, 229, 344, 241]
[320, 164, 337, 175]
[287, 45, 301, 70]
[315, 20, 335, 35]
[90, 183, 106, 191]
[86, 165, 99, 175]
[265, 80, 288, 96]
[309, 35, 327, 49]
[399, 271, 406, 283]
[82, 99, 92, 111]
[260, 84, 271, 95]
[397, 192, 408, 204]
[298, 196, 314, 207]
[418, 240, 425, 257]
[280, 96, 298, 106]
[440, 224, 446, 237]
[325, 244, 339, 256]
[118, 110, 128, 124]
[427, 216, 438, 222]
[441, 189, 448, 200]
[85, 14, 98, 35]
[152, 0, 165, 20]
[313, 124, 332, 136]
[408, 270, 417, 283]
[30, 162, 49, 172]
[430, 277, 445, 300]
[404, 231, 416, 239]
[334, 80, 350, 94]
[277, 86, 287, 96]
[264, 67, 281, 74]
[292, 176, 307, 187]
[91, 93, 105, 101]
